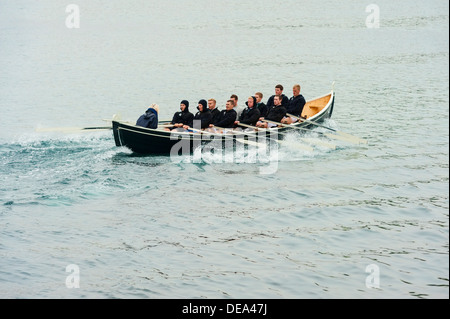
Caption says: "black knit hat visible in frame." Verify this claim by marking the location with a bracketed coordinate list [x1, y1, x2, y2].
[245, 96, 257, 107]
[180, 100, 189, 110]
[198, 99, 207, 111]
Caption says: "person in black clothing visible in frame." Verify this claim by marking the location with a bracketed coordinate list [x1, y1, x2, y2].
[282, 84, 306, 124]
[266, 84, 289, 109]
[136, 103, 159, 129]
[209, 100, 237, 130]
[184, 99, 212, 130]
[255, 92, 268, 118]
[166, 100, 194, 131]
[256, 95, 286, 128]
[235, 96, 261, 128]
[208, 98, 221, 124]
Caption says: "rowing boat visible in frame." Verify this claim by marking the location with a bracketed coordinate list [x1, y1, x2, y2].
[112, 90, 335, 154]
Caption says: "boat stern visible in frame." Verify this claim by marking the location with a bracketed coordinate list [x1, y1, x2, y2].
[112, 121, 123, 147]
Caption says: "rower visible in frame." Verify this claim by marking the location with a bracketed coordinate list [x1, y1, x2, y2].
[208, 98, 221, 124]
[234, 96, 260, 130]
[230, 94, 242, 117]
[208, 99, 237, 132]
[256, 95, 286, 128]
[183, 99, 212, 130]
[165, 100, 194, 132]
[255, 92, 268, 117]
[266, 84, 289, 109]
[281, 84, 306, 124]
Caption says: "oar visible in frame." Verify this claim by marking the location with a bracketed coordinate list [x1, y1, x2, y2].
[232, 124, 315, 151]
[262, 119, 362, 145]
[159, 124, 175, 129]
[212, 125, 314, 152]
[286, 113, 368, 145]
[188, 127, 266, 149]
[35, 126, 112, 133]
[237, 123, 334, 150]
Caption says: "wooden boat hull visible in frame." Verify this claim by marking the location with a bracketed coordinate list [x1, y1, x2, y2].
[113, 91, 335, 154]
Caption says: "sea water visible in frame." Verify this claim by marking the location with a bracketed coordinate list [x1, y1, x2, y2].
[0, 0, 448, 299]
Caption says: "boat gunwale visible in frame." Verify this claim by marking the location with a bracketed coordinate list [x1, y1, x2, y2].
[296, 90, 334, 124]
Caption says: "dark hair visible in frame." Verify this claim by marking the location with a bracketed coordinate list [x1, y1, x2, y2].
[227, 99, 235, 106]
[230, 94, 238, 101]
[275, 84, 283, 91]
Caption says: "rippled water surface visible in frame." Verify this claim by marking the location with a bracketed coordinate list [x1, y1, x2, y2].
[0, 0, 448, 299]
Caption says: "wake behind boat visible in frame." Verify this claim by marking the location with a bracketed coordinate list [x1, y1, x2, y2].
[112, 90, 336, 154]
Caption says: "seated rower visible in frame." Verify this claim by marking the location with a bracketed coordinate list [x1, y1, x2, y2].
[230, 94, 242, 117]
[255, 92, 268, 118]
[136, 103, 159, 129]
[266, 84, 289, 109]
[208, 98, 221, 124]
[234, 96, 260, 130]
[256, 95, 286, 128]
[165, 100, 193, 131]
[208, 99, 237, 133]
[183, 99, 212, 131]
[281, 84, 306, 124]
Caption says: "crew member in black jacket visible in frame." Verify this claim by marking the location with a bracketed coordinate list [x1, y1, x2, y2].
[266, 84, 289, 109]
[235, 96, 261, 127]
[282, 84, 306, 124]
[256, 95, 286, 128]
[208, 98, 221, 124]
[255, 92, 268, 118]
[167, 100, 194, 131]
[210, 100, 237, 129]
[184, 99, 212, 130]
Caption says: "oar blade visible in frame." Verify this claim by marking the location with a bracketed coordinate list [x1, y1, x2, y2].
[286, 113, 368, 145]
[336, 131, 368, 144]
[189, 126, 268, 149]
[300, 137, 336, 150]
[235, 138, 267, 149]
[323, 132, 361, 144]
